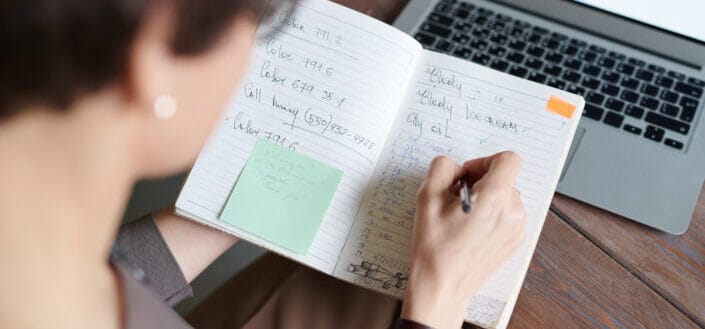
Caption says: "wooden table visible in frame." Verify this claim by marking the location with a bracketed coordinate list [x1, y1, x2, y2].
[335, 1, 705, 328]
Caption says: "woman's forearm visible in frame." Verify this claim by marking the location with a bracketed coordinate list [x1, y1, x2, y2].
[153, 207, 238, 282]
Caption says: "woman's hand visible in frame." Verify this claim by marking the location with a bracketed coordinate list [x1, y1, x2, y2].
[401, 152, 527, 329]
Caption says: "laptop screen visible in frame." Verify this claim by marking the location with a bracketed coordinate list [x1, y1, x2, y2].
[574, 0, 705, 43]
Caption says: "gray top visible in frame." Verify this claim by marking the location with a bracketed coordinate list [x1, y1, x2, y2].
[112, 215, 194, 329]
[111, 215, 415, 329]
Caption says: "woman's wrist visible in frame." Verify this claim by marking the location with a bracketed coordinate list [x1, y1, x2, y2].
[401, 294, 466, 329]
[401, 269, 467, 329]
[153, 207, 238, 282]
[392, 318, 436, 329]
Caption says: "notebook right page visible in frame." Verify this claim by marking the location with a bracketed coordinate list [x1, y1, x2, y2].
[334, 50, 583, 328]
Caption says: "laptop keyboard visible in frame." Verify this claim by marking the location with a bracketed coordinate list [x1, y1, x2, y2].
[413, 0, 704, 151]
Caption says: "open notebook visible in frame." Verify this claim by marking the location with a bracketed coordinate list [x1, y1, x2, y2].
[176, 0, 584, 327]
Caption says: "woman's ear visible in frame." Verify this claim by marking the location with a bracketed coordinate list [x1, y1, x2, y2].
[122, 4, 176, 116]
[116, 5, 258, 178]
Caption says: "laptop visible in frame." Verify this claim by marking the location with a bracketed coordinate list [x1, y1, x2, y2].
[394, 0, 705, 234]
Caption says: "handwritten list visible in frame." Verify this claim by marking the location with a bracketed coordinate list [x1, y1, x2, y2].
[176, 0, 422, 273]
[334, 51, 581, 327]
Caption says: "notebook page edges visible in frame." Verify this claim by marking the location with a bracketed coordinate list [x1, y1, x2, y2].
[333, 50, 583, 328]
[175, 0, 423, 274]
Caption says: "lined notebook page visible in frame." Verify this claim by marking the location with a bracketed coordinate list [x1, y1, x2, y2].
[176, 0, 422, 274]
[334, 51, 582, 328]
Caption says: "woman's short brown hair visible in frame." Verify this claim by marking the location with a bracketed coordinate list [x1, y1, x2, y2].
[0, 0, 289, 118]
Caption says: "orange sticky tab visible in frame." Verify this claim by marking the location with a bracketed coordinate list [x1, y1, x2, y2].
[546, 95, 576, 119]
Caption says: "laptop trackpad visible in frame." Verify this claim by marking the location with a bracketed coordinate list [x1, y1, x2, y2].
[559, 126, 586, 182]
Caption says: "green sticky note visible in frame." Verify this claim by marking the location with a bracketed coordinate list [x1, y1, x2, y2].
[220, 139, 343, 255]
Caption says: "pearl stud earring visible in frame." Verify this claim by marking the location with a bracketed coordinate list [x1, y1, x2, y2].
[153, 94, 177, 119]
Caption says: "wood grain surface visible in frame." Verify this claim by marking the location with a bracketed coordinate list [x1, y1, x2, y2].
[510, 212, 700, 329]
[551, 186, 705, 327]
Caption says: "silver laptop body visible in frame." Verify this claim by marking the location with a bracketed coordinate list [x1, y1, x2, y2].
[395, 0, 705, 234]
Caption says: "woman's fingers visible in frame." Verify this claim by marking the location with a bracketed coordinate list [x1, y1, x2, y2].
[460, 154, 495, 183]
[481, 151, 522, 188]
[418, 156, 462, 198]
[462, 151, 522, 187]
[461, 152, 522, 210]
[421, 152, 522, 199]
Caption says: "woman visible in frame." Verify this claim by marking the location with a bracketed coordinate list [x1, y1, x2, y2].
[0, 1, 526, 328]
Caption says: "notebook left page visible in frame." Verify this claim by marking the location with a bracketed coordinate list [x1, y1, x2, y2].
[176, 0, 422, 274]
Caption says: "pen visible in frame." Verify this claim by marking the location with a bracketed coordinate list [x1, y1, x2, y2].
[460, 175, 472, 214]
